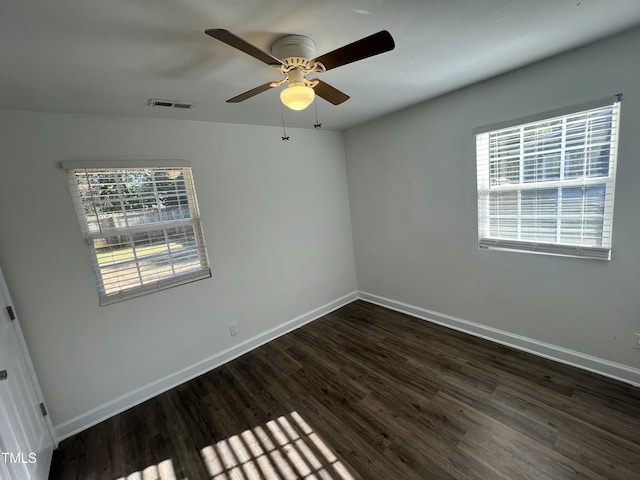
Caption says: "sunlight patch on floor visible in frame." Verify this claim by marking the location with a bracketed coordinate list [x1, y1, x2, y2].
[114, 459, 177, 480]
[201, 411, 355, 480]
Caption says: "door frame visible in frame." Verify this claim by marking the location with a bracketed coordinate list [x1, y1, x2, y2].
[0, 267, 57, 447]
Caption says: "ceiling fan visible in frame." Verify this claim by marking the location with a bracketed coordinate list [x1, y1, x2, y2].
[205, 28, 395, 111]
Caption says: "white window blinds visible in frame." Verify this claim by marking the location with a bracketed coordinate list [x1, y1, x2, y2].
[476, 99, 621, 260]
[64, 162, 211, 305]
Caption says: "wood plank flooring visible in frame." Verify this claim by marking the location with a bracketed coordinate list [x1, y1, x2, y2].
[49, 300, 640, 480]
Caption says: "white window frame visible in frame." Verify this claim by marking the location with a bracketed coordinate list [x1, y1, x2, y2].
[475, 97, 621, 260]
[63, 160, 211, 305]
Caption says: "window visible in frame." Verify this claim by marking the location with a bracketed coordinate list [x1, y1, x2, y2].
[475, 98, 621, 260]
[64, 161, 211, 305]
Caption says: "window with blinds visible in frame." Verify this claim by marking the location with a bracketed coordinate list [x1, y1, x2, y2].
[64, 161, 211, 305]
[475, 98, 621, 260]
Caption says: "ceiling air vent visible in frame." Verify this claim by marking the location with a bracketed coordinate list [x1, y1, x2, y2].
[148, 98, 194, 109]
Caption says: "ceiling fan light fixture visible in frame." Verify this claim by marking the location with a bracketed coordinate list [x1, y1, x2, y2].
[206, 29, 395, 108]
[280, 83, 315, 111]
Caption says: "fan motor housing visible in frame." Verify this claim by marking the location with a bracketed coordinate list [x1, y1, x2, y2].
[271, 35, 316, 66]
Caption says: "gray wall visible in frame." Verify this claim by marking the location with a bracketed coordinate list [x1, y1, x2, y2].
[345, 27, 640, 368]
[0, 111, 357, 429]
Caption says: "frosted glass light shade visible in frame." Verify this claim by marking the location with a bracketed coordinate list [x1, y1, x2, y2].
[280, 84, 315, 111]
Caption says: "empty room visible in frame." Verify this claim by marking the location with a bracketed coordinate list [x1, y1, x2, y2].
[1, 1, 640, 479]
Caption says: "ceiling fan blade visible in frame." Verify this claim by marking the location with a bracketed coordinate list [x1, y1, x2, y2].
[312, 80, 350, 105]
[205, 29, 285, 67]
[312, 30, 395, 71]
[226, 82, 275, 103]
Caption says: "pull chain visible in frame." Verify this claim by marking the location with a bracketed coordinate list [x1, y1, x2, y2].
[313, 98, 322, 130]
[280, 102, 290, 141]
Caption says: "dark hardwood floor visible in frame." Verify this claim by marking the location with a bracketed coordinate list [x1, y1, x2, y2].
[49, 300, 640, 480]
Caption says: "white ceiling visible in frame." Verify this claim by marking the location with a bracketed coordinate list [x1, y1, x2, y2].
[2, 0, 640, 131]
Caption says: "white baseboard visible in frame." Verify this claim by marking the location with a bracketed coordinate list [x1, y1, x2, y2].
[55, 289, 639, 441]
[54, 291, 358, 441]
[358, 291, 640, 388]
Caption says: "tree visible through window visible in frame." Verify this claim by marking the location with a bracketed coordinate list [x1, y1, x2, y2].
[65, 163, 210, 304]
[475, 99, 621, 260]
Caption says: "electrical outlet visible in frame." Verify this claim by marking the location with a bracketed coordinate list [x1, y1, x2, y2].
[229, 322, 239, 336]
[634, 333, 640, 349]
